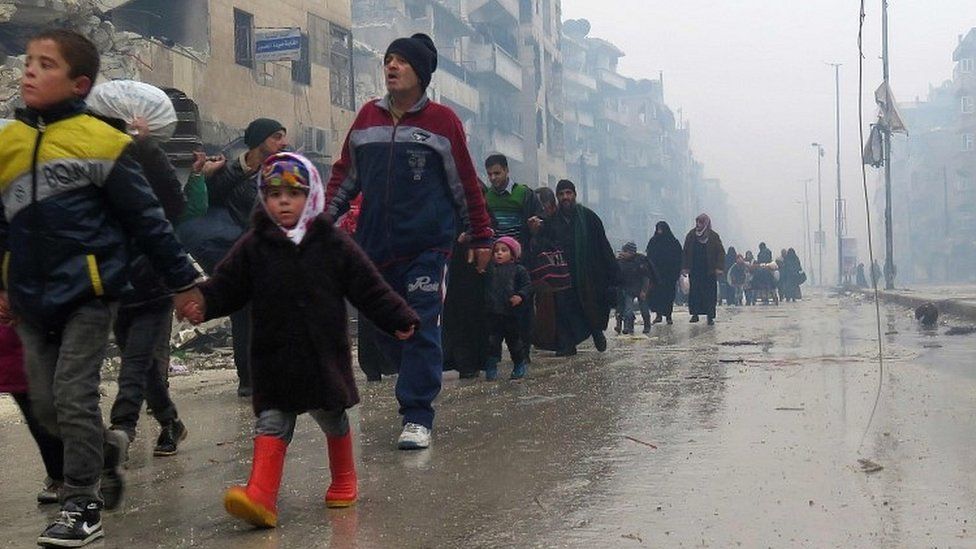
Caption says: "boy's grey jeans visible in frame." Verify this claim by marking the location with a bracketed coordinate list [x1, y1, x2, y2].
[17, 299, 117, 505]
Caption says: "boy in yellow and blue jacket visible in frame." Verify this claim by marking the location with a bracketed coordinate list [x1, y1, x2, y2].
[0, 29, 201, 548]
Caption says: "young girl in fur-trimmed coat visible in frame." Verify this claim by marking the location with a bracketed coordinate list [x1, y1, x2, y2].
[180, 152, 418, 527]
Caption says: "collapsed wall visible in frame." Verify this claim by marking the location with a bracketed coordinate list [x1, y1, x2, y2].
[0, 0, 141, 118]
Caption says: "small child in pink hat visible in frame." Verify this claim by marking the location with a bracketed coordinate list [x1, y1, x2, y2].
[483, 236, 533, 380]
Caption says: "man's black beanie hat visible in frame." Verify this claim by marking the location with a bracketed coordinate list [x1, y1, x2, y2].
[385, 33, 438, 89]
[244, 118, 285, 149]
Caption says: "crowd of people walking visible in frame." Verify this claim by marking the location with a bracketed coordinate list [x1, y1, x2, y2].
[0, 29, 808, 547]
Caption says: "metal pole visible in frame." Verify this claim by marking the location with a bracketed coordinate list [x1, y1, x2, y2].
[802, 178, 813, 284]
[882, 0, 895, 289]
[812, 143, 824, 286]
[944, 166, 950, 281]
[828, 63, 843, 287]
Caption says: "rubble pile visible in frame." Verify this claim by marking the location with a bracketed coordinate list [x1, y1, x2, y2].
[0, 0, 143, 118]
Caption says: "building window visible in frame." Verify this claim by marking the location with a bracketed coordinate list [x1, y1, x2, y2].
[963, 96, 975, 114]
[964, 133, 975, 152]
[234, 8, 254, 68]
[109, 0, 210, 53]
[330, 23, 354, 110]
[291, 33, 311, 85]
[308, 13, 330, 67]
[962, 58, 975, 73]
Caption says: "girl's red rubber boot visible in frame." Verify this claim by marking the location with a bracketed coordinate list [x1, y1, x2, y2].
[325, 432, 358, 508]
[224, 435, 287, 527]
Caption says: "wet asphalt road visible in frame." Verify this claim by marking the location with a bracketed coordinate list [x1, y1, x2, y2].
[1, 291, 975, 548]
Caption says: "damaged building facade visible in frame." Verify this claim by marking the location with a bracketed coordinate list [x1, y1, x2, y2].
[350, 3, 724, 243]
[0, 0, 727, 242]
[885, 27, 976, 282]
[352, 0, 566, 186]
[561, 18, 726, 244]
[0, 0, 357, 168]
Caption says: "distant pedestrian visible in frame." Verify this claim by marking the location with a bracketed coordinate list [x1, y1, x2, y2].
[728, 255, 748, 305]
[645, 221, 683, 324]
[757, 242, 773, 264]
[721, 246, 738, 305]
[616, 242, 655, 334]
[181, 153, 419, 527]
[682, 214, 726, 325]
[483, 237, 533, 380]
[856, 263, 869, 287]
[780, 248, 805, 302]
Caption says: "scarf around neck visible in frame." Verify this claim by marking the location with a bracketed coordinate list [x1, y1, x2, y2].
[695, 213, 712, 244]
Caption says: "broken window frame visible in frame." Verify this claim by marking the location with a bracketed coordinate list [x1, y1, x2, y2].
[308, 12, 330, 68]
[329, 23, 355, 111]
[291, 33, 311, 86]
[234, 8, 254, 69]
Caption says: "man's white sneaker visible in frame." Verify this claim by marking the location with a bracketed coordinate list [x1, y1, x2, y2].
[397, 423, 431, 450]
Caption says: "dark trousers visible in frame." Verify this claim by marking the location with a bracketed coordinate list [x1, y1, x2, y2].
[12, 392, 64, 482]
[554, 289, 591, 352]
[486, 313, 526, 365]
[374, 250, 448, 430]
[17, 300, 117, 505]
[179, 210, 251, 391]
[109, 299, 178, 439]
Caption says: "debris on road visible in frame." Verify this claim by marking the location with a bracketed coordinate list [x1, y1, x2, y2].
[623, 435, 658, 449]
[946, 326, 976, 336]
[857, 458, 884, 473]
[775, 407, 805, 411]
[720, 340, 761, 346]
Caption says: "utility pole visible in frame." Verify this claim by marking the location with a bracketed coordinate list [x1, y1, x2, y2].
[811, 142, 825, 286]
[827, 63, 843, 287]
[801, 178, 814, 285]
[882, 0, 895, 290]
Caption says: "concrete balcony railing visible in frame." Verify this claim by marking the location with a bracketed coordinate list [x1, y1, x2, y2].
[596, 68, 628, 91]
[466, 0, 519, 23]
[564, 109, 595, 128]
[597, 105, 630, 127]
[486, 128, 524, 162]
[469, 43, 522, 90]
[431, 70, 480, 115]
[564, 69, 597, 92]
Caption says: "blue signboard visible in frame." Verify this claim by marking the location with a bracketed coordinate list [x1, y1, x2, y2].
[254, 28, 302, 62]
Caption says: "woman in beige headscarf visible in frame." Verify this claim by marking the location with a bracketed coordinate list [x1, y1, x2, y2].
[681, 214, 726, 325]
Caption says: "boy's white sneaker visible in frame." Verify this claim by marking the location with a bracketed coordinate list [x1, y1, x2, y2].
[397, 423, 431, 450]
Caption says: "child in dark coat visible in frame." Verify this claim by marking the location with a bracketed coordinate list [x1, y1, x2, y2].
[484, 236, 533, 380]
[180, 153, 419, 528]
[616, 242, 656, 334]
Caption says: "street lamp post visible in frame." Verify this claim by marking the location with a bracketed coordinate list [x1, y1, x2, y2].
[800, 179, 814, 286]
[811, 142, 825, 286]
[826, 63, 844, 287]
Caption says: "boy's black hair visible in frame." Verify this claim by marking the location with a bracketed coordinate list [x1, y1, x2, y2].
[484, 154, 508, 171]
[29, 29, 100, 97]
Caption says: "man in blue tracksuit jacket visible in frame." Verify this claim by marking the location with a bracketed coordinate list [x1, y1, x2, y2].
[326, 34, 493, 450]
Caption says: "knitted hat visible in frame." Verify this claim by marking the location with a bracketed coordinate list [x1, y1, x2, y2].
[385, 33, 438, 89]
[244, 118, 285, 149]
[259, 153, 310, 194]
[556, 179, 576, 193]
[622, 241, 637, 254]
[494, 236, 522, 260]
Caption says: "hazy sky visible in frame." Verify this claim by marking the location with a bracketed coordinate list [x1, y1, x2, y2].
[561, 0, 973, 275]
